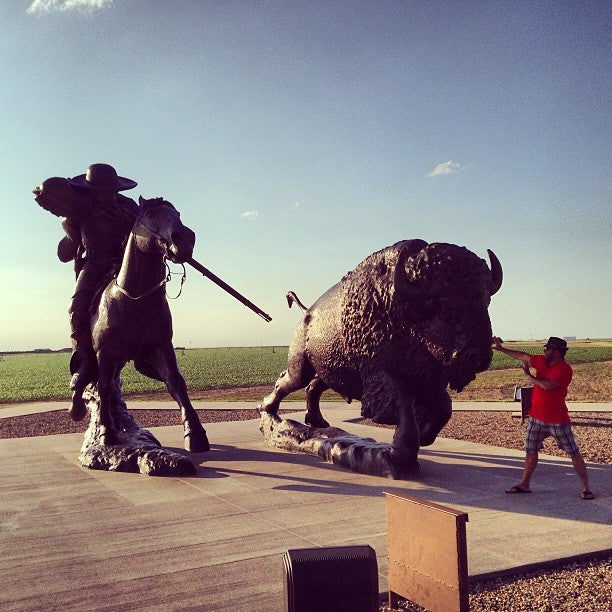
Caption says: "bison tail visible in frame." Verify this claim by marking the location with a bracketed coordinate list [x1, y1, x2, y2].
[286, 291, 308, 311]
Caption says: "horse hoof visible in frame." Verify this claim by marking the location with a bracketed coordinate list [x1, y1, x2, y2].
[257, 403, 279, 415]
[185, 433, 210, 453]
[99, 429, 118, 446]
[69, 392, 87, 421]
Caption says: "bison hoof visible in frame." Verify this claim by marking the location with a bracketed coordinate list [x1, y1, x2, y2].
[390, 459, 421, 480]
[305, 414, 330, 429]
[389, 449, 421, 479]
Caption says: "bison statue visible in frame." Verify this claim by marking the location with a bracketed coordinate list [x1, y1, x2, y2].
[259, 239, 502, 474]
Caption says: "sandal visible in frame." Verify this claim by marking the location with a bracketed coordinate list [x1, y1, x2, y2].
[505, 485, 531, 494]
[582, 490, 595, 500]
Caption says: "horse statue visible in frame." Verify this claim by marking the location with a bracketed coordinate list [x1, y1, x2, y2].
[72, 196, 210, 456]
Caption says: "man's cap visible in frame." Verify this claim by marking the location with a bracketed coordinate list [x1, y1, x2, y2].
[69, 163, 137, 191]
[544, 336, 568, 351]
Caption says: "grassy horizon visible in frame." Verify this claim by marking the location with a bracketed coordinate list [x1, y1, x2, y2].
[1, 342, 611, 405]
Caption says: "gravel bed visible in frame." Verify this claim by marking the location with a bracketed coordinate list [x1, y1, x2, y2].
[0, 408, 264, 439]
[363, 411, 612, 465]
[1, 406, 610, 611]
[382, 554, 612, 612]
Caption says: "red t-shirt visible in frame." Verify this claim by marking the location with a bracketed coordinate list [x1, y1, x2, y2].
[528, 355, 573, 423]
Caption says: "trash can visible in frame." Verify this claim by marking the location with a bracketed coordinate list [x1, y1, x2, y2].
[283, 545, 378, 612]
[514, 386, 533, 423]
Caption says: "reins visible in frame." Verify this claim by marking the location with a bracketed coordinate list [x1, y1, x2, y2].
[114, 201, 188, 300]
[166, 262, 186, 299]
[114, 260, 187, 300]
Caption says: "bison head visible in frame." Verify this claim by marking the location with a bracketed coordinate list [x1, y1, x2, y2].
[393, 242, 502, 391]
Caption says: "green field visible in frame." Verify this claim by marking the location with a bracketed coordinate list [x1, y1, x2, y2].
[487, 340, 612, 369]
[0, 347, 288, 404]
[1, 341, 611, 404]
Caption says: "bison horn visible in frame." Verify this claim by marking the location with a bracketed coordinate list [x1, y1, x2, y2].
[487, 249, 503, 295]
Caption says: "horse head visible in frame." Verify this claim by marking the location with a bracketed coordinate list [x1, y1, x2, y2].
[136, 196, 195, 264]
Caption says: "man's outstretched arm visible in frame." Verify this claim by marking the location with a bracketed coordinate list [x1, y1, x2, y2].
[492, 336, 531, 365]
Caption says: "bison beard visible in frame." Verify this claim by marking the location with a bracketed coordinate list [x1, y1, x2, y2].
[259, 239, 502, 477]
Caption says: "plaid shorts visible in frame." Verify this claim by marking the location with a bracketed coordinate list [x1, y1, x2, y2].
[525, 417, 580, 455]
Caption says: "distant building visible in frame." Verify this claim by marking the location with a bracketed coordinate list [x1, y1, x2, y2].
[563, 336, 577, 341]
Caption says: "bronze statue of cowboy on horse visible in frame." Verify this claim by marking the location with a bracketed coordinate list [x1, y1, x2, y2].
[34, 163, 270, 457]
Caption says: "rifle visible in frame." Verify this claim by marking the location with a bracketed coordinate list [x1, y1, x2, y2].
[187, 258, 272, 323]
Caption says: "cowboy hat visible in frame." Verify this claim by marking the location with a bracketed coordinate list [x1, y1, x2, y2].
[69, 163, 137, 191]
[544, 336, 568, 351]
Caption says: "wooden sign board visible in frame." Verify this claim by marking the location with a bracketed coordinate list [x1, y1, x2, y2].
[385, 491, 469, 612]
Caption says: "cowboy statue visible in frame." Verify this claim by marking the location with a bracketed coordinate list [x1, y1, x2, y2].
[33, 163, 140, 419]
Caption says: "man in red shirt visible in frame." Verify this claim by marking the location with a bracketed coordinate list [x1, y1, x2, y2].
[492, 336, 594, 500]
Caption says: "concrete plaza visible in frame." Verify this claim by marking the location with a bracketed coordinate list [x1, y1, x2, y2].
[1, 401, 610, 610]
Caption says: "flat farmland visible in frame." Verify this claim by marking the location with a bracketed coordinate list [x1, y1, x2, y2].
[0, 347, 288, 404]
[1, 341, 611, 405]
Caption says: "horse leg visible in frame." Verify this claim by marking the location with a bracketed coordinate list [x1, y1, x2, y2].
[95, 355, 119, 446]
[148, 346, 210, 453]
[68, 343, 96, 421]
[304, 375, 330, 428]
[69, 374, 89, 422]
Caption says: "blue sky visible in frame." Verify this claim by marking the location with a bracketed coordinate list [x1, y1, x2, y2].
[1, 0, 610, 351]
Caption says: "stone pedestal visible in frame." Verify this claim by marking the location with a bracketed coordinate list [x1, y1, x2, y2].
[259, 411, 420, 480]
[78, 378, 196, 476]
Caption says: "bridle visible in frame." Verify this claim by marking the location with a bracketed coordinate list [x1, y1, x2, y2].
[114, 201, 187, 300]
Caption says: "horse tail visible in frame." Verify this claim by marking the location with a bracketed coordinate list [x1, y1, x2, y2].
[286, 291, 309, 312]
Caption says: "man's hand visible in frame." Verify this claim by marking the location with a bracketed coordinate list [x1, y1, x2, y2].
[492, 337, 531, 365]
[492, 336, 504, 350]
[524, 363, 561, 391]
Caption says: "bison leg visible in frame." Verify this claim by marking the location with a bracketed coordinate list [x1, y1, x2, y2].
[259, 351, 315, 415]
[389, 398, 420, 469]
[362, 372, 420, 470]
[259, 369, 301, 415]
[415, 387, 452, 446]
[304, 376, 330, 428]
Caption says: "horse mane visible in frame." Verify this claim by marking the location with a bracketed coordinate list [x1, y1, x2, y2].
[138, 196, 176, 211]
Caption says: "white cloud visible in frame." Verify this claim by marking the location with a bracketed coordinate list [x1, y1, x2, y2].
[240, 210, 260, 220]
[28, 0, 113, 14]
[427, 160, 469, 178]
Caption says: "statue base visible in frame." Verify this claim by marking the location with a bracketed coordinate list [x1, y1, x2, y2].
[78, 380, 196, 477]
[259, 411, 420, 480]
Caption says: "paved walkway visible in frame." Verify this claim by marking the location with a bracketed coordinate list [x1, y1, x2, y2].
[1, 402, 610, 610]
